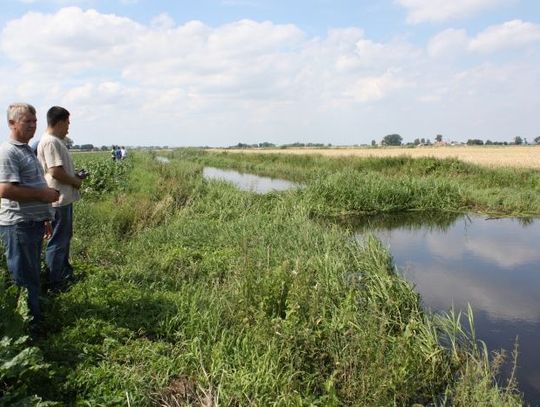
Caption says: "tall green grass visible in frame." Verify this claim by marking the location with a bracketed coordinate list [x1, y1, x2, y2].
[1, 150, 523, 405]
[180, 149, 540, 216]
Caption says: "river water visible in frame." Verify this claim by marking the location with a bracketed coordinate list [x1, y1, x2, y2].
[202, 167, 540, 403]
[202, 167, 299, 194]
[352, 212, 540, 405]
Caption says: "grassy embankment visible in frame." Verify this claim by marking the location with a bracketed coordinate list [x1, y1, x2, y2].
[2, 149, 530, 405]
[186, 149, 540, 216]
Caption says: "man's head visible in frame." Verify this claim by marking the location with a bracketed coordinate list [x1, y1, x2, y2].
[7, 103, 37, 144]
[47, 106, 70, 138]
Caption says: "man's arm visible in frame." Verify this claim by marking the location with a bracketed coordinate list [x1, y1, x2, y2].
[0, 183, 60, 203]
[48, 166, 82, 189]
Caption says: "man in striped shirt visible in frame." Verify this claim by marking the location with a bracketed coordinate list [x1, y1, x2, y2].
[0, 103, 59, 332]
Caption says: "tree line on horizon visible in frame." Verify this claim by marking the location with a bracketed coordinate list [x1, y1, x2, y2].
[228, 134, 540, 149]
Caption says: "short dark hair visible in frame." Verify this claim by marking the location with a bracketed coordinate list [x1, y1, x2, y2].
[47, 106, 70, 127]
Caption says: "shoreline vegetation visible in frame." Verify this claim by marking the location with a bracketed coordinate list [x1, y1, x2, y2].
[2, 149, 531, 405]
[213, 145, 540, 170]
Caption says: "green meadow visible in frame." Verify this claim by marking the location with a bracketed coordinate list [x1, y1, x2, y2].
[3, 149, 534, 406]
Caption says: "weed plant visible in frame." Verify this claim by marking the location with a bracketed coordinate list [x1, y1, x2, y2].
[1, 150, 523, 405]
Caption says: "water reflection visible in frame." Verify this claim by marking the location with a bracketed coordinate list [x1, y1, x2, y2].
[203, 167, 299, 194]
[353, 213, 540, 403]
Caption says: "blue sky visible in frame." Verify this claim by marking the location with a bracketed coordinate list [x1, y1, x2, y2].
[1, 0, 539, 146]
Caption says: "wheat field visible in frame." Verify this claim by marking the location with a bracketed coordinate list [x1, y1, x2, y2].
[216, 145, 540, 169]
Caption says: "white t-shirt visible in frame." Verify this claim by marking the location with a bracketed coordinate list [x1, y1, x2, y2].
[37, 132, 80, 207]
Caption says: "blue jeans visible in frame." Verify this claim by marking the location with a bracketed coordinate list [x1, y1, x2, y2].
[0, 221, 45, 324]
[46, 204, 74, 290]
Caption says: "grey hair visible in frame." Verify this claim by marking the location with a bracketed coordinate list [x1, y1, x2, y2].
[7, 103, 36, 123]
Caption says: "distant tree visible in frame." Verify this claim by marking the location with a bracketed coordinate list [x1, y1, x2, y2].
[100, 145, 109, 151]
[413, 138, 420, 145]
[80, 144, 94, 150]
[485, 140, 493, 145]
[382, 134, 402, 146]
[435, 134, 443, 143]
[534, 136, 540, 144]
[514, 136, 523, 145]
[371, 139, 377, 146]
[466, 139, 484, 145]
[64, 136, 74, 149]
[420, 138, 426, 144]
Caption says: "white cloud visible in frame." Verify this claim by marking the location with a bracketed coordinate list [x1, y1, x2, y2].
[397, 0, 514, 24]
[150, 13, 175, 30]
[469, 19, 540, 53]
[344, 70, 411, 102]
[427, 20, 540, 59]
[427, 28, 468, 57]
[1, 7, 144, 74]
[0, 7, 538, 146]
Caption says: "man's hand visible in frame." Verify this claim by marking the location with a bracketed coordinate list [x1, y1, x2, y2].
[40, 187, 60, 203]
[72, 177, 82, 189]
[49, 166, 83, 189]
[44, 221, 52, 239]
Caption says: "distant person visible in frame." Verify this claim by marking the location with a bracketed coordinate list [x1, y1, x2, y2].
[120, 146, 127, 159]
[37, 106, 87, 292]
[111, 145, 117, 160]
[115, 146, 122, 161]
[0, 103, 59, 332]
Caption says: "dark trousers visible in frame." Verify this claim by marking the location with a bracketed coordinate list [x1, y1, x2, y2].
[46, 204, 74, 290]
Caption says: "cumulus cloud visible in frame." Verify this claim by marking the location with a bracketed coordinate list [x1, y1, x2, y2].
[2, 7, 144, 74]
[150, 13, 175, 30]
[397, 0, 514, 24]
[427, 28, 468, 57]
[469, 19, 540, 53]
[0, 7, 413, 109]
[427, 20, 540, 58]
[344, 70, 411, 102]
[0, 6, 539, 146]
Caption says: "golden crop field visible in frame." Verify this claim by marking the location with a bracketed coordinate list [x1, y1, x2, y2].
[217, 145, 540, 170]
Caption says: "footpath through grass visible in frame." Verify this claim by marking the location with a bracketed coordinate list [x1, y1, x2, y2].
[1, 150, 524, 405]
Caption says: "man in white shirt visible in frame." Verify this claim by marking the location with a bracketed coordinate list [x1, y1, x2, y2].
[37, 106, 86, 292]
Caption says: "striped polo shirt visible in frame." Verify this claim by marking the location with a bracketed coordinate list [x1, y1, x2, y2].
[0, 139, 53, 225]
